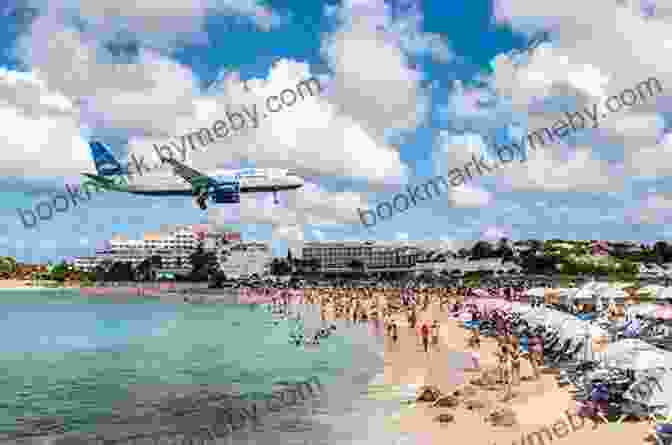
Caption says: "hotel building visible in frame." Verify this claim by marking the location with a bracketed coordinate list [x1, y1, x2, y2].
[73, 224, 250, 274]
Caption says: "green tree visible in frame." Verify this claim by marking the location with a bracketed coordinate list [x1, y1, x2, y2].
[188, 241, 218, 281]
[270, 258, 292, 276]
[471, 241, 495, 260]
[49, 262, 68, 283]
[0, 257, 15, 276]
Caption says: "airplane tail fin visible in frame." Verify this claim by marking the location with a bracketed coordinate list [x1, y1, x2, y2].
[88, 141, 124, 176]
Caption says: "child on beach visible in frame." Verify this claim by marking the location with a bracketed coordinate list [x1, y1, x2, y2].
[391, 322, 398, 343]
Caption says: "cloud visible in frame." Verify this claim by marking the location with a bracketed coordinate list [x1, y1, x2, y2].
[499, 144, 620, 192]
[207, 182, 368, 233]
[320, 0, 432, 147]
[0, 68, 90, 176]
[190, 60, 410, 185]
[21, 0, 285, 50]
[489, 0, 672, 180]
[626, 129, 672, 179]
[449, 184, 493, 207]
[626, 193, 672, 225]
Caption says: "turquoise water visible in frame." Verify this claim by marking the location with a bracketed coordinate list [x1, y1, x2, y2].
[0, 289, 357, 434]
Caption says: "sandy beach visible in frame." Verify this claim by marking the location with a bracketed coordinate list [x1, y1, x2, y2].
[0, 279, 33, 289]
[381, 301, 651, 445]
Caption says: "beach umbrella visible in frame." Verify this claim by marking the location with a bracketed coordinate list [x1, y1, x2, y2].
[472, 289, 489, 298]
[602, 339, 672, 371]
[656, 306, 672, 320]
[526, 288, 546, 298]
[627, 303, 660, 319]
[639, 285, 664, 298]
[659, 287, 672, 301]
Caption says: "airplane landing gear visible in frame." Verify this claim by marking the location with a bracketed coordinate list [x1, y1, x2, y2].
[196, 192, 208, 210]
[273, 190, 279, 205]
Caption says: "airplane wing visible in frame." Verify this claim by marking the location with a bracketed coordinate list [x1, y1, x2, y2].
[160, 157, 216, 190]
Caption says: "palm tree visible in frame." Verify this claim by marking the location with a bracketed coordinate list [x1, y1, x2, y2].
[0, 257, 16, 278]
[135, 259, 152, 282]
[189, 241, 217, 281]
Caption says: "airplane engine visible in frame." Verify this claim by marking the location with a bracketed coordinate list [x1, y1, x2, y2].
[210, 182, 240, 204]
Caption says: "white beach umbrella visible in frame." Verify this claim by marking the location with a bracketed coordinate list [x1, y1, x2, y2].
[526, 288, 546, 298]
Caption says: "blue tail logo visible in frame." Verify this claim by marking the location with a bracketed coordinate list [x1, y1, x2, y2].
[89, 141, 124, 176]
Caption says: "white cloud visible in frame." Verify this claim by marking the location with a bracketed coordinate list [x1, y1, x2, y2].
[627, 130, 672, 179]
[490, 0, 672, 180]
[320, 0, 432, 145]
[449, 184, 492, 208]
[22, 0, 284, 50]
[499, 145, 621, 192]
[0, 68, 90, 176]
[208, 182, 368, 237]
[626, 193, 672, 224]
[482, 226, 509, 240]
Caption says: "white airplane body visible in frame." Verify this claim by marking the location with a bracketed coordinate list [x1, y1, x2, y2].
[83, 141, 304, 209]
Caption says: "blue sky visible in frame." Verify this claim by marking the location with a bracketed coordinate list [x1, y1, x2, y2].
[0, 0, 670, 263]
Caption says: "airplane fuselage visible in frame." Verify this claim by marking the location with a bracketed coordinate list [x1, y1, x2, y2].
[107, 168, 303, 196]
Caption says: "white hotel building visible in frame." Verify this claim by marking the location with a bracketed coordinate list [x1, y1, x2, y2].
[74, 225, 270, 277]
[301, 241, 421, 272]
[218, 241, 272, 278]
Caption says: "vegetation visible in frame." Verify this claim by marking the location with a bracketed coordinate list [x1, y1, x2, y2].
[188, 240, 218, 281]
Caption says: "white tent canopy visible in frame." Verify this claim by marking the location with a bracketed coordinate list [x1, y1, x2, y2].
[602, 339, 672, 371]
[640, 285, 665, 299]
[567, 281, 632, 304]
[525, 287, 546, 298]
[600, 339, 672, 412]
[517, 307, 606, 339]
[659, 287, 672, 300]
[627, 303, 661, 319]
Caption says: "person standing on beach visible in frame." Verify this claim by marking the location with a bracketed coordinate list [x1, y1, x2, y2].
[421, 323, 430, 353]
[509, 336, 521, 386]
[497, 343, 513, 401]
[431, 320, 440, 351]
[391, 321, 398, 343]
[528, 334, 542, 380]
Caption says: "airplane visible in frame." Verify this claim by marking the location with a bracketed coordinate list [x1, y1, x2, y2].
[82, 141, 304, 209]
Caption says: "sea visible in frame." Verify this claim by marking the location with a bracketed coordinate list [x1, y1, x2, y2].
[0, 289, 424, 445]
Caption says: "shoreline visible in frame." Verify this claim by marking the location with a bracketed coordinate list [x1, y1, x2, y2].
[380, 301, 652, 445]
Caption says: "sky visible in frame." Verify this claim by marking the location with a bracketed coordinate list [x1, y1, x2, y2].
[0, 0, 671, 263]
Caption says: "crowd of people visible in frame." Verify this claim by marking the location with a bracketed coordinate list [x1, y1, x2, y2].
[257, 285, 561, 403]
